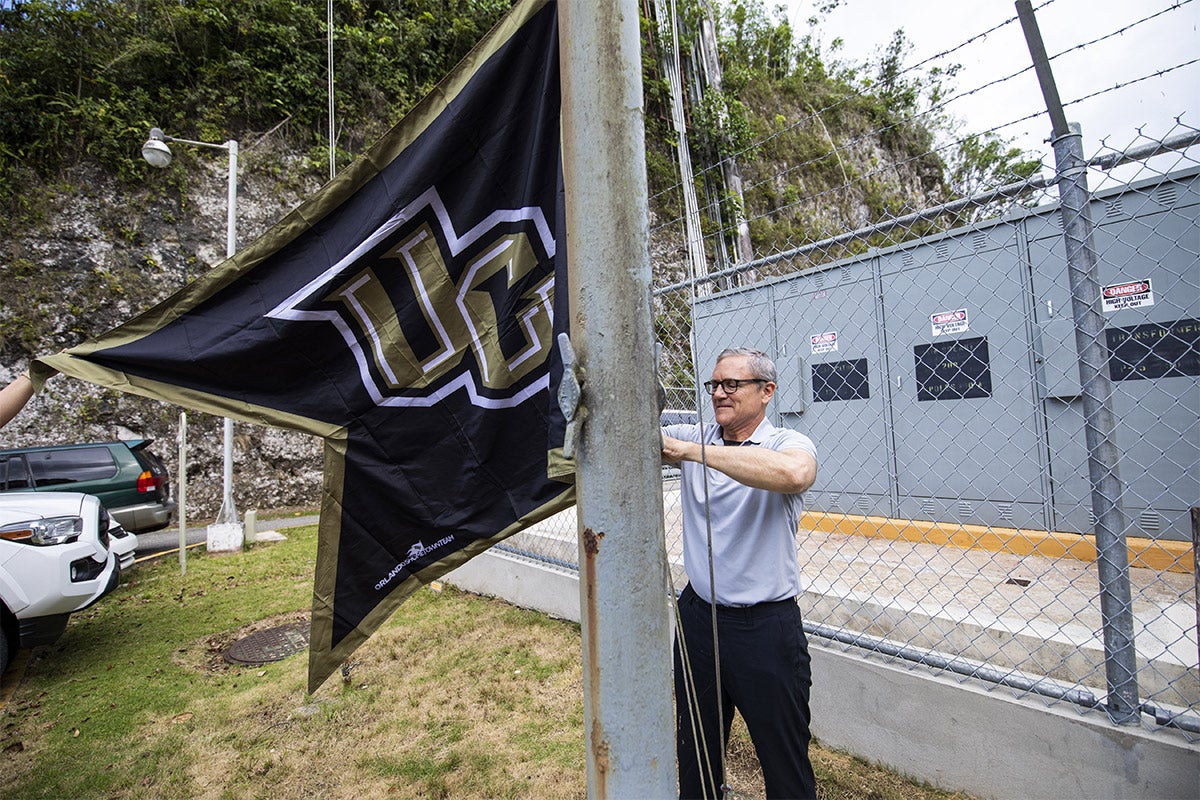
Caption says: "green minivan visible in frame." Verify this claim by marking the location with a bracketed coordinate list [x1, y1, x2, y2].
[0, 440, 176, 533]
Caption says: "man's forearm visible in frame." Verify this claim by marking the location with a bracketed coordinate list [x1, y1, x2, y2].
[665, 436, 816, 493]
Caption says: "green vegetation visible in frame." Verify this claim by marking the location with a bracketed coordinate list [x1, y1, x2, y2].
[642, 0, 1041, 263]
[2, 0, 1035, 222]
[0, 524, 977, 798]
[0, 0, 512, 203]
[0, 525, 583, 798]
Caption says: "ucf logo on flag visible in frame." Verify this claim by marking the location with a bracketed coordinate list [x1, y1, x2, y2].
[36, 0, 573, 692]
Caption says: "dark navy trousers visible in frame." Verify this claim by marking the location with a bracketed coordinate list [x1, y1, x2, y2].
[674, 584, 817, 800]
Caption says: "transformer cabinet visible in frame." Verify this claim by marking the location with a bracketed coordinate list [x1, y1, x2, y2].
[691, 166, 1198, 543]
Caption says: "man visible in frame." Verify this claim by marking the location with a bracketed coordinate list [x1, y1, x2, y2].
[661, 347, 818, 800]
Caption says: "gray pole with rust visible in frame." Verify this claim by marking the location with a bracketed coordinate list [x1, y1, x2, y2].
[559, 1, 677, 796]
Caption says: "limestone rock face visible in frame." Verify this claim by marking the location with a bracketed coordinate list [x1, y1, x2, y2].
[1, 150, 325, 519]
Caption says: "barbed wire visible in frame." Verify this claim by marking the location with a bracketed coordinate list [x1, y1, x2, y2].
[1043, 0, 1196, 68]
[1064, 57, 1200, 116]
[724, 54, 1200, 246]
[649, 0, 1197, 250]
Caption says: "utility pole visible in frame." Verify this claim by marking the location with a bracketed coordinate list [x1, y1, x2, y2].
[696, 4, 753, 269]
[559, 1, 677, 796]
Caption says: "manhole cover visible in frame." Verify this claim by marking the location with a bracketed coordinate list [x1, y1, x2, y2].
[223, 621, 310, 665]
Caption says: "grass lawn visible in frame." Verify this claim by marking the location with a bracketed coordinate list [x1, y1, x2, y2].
[1, 523, 975, 799]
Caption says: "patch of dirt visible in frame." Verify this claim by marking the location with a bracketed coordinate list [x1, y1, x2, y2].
[172, 610, 310, 675]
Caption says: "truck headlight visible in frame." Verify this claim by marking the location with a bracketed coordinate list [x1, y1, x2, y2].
[0, 516, 85, 546]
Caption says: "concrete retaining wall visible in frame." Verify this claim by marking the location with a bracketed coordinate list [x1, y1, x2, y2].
[445, 548, 1200, 800]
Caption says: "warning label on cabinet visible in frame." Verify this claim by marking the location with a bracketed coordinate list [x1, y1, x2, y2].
[1101, 278, 1154, 313]
[810, 331, 838, 354]
[930, 308, 969, 337]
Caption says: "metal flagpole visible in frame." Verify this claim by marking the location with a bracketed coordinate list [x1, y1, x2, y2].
[559, 1, 677, 796]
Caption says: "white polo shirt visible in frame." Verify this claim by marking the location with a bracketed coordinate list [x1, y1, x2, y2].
[664, 418, 817, 606]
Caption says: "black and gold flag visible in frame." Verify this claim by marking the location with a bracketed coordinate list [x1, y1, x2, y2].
[36, 0, 573, 692]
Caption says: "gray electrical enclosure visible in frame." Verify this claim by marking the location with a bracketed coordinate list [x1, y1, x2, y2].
[690, 167, 1199, 542]
[774, 257, 892, 519]
[1029, 173, 1199, 540]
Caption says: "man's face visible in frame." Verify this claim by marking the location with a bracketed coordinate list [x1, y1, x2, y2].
[710, 354, 774, 433]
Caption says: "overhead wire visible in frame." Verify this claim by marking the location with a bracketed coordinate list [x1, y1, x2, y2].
[649, 0, 1196, 252]
[327, 0, 336, 179]
[732, 29, 1199, 239]
[724, 0, 1186, 182]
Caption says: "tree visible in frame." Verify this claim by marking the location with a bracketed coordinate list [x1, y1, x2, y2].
[948, 131, 1044, 219]
[0, 0, 512, 201]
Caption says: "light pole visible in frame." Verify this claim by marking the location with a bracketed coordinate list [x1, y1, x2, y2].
[142, 127, 244, 552]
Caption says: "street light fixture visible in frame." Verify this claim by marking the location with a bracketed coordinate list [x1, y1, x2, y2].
[141, 133, 173, 168]
[142, 127, 243, 552]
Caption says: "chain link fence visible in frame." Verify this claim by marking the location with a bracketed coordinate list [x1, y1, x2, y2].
[502, 2, 1199, 741]
[661, 142, 1198, 735]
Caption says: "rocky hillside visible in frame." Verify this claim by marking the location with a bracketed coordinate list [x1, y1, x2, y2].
[1, 148, 327, 519]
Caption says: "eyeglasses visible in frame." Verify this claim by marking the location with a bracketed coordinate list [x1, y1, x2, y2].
[702, 378, 767, 395]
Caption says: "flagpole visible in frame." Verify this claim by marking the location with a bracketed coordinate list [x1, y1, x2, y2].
[559, 1, 676, 797]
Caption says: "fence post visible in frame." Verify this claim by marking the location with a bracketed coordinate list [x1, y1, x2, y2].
[559, 1, 677, 796]
[1017, 0, 1140, 725]
[1192, 507, 1199, 676]
[1050, 123, 1141, 725]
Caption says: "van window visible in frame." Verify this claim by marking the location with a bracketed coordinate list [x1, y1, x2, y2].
[27, 447, 118, 486]
[1, 455, 31, 490]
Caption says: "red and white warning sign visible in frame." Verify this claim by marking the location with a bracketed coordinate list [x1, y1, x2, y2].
[1101, 278, 1154, 313]
[810, 330, 838, 355]
[930, 308, 969, 337]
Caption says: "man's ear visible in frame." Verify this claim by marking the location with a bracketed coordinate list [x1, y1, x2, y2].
[761, 381, 777, 403]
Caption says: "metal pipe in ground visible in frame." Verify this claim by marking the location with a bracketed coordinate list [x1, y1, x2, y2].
[559, 1, 676, 795]
[178, 410, 187, 575]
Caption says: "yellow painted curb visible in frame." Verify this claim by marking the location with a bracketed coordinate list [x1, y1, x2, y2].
[801, 512, 1195, 574]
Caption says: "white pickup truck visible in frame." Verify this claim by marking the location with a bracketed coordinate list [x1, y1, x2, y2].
[0, 492, 132, 675]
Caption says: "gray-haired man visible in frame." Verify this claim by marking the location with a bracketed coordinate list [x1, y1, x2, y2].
[662, 347, 818, 799]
